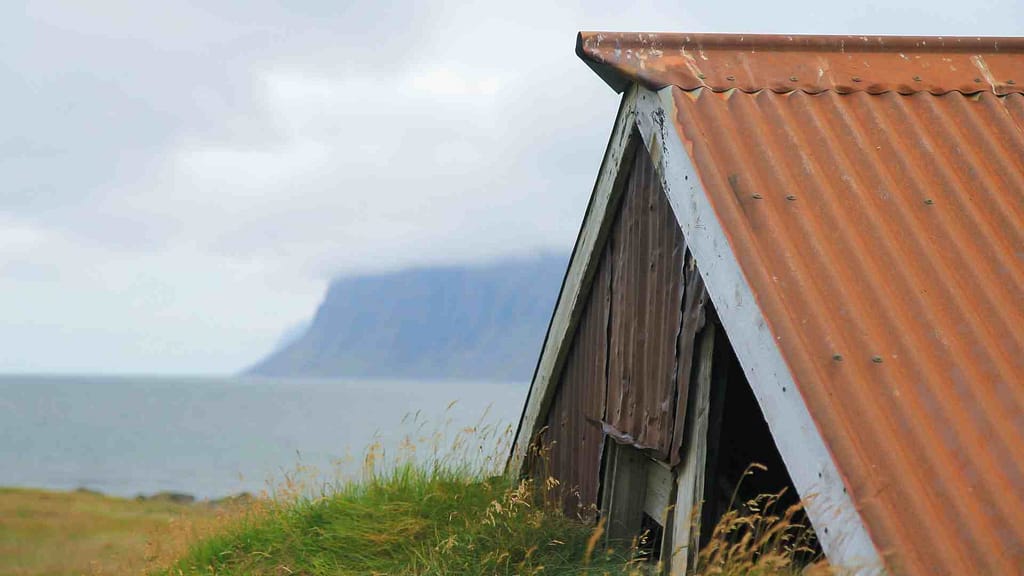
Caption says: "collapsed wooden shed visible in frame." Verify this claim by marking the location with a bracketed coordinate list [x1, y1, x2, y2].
[511, 32, 1024, 575]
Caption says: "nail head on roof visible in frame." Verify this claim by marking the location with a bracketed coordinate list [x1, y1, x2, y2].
[852, 76, 862, 82]
[789, 75, 798, 82]
[913, 76, 922, 82]
[1009, 79, 1017, 85]
[872, 355, 884, 363]
[785, 195, 797, 201]
[726, 75, 736, 81]
[924, 199, 935, 205]
[752, 193, 763, 199]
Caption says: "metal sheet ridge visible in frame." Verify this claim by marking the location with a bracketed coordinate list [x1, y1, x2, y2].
[577, 31, 1024, 96]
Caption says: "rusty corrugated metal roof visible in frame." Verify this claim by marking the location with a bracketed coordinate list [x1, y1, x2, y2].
[580, 32, 1024, 575]
[578, 32, 1024, 96]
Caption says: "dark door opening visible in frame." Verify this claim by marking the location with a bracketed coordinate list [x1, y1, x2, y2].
[699, 316, 822, 558]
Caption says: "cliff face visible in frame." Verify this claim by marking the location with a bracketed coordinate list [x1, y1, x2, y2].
[247, 254, 567, 381]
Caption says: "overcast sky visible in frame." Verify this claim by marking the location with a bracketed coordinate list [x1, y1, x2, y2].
[1, 1, 1020, 374]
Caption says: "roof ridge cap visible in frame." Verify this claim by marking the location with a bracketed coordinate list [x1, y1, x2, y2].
[577, 31, 1024, 95]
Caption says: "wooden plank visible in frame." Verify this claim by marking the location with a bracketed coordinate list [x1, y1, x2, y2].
[599, 437, 618, 516]
[669, 321, 716, 575]
[644, 458, 674, 525]
[510, 85, 640, 475]
[669, 254, 707, 466]
[604, 441, 648, 542]
[699, 326, 729, 535]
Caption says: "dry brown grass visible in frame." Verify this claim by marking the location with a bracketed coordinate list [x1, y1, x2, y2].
[138, 495, 264, 572]
[691, 492, 832, 576]
[0, 487, 256, 576]
[687, 464, 832, 576]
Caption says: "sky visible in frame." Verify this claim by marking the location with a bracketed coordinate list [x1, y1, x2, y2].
[1, 1, 1020, 374]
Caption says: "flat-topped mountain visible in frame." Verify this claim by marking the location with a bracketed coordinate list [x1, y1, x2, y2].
[247, 254, 566, 381]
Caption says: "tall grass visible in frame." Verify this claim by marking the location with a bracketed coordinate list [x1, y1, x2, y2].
[156, 409, 831, 575]
[158, 408, 637, 575]
[691, 466, 831, 576]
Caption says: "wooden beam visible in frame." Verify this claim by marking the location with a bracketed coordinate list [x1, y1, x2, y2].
[699, 324, 729, 536]
[644, 459, 674, 525]
[602, 441, 648, 542]
[669, 322, 716, 575]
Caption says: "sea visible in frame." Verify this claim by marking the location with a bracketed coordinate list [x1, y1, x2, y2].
[0, 375, 527, 500]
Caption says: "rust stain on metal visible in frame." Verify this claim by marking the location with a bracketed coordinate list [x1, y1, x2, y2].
[578, 32, 1024, 96]
[664, 77, 1024, 574]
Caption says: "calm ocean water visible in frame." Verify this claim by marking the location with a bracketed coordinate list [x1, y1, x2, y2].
[0, 375, 526, 499]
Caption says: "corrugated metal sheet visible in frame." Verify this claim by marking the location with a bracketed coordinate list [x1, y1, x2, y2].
[669, 256, 707, 466]
[667, 85, 1024, 576]
[539, 245, 611, 519]
[535, 142, 709, 513]
[577, 32, 1024, 96]
[605, 142, 687, 459]
[580, 31, 1024, 575]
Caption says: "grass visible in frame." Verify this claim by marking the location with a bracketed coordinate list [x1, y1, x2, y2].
[0, 487, 221, 576]
[163, 468, 638, 575]
[2, 412, 831, 575]
[160, 419, 641, 575]
[691, 475, 831, 576]
[160, 419, 830, 576]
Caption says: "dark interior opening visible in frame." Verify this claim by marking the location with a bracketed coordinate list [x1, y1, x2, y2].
[638, 512, 665, 562]
[699, 316, 822, 558]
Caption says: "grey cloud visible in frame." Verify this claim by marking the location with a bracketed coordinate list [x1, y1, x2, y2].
[0, 0, 1019, 373]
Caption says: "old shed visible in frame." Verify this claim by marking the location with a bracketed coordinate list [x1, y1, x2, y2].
[512, 32, 1024, 575]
